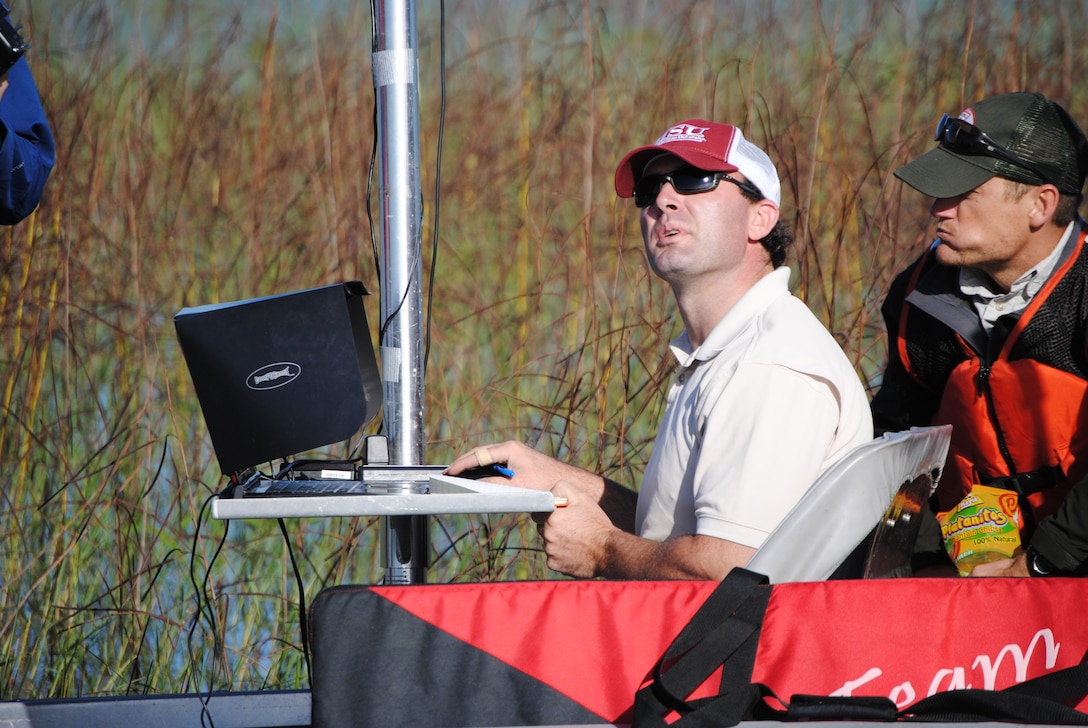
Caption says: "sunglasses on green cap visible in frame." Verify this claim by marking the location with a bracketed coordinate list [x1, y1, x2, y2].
[935, 114, 1056, 187]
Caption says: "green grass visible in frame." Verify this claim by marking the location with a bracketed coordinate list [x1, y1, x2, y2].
[3, 0, 1088, 698]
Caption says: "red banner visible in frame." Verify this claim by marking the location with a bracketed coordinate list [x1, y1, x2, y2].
[313, 576, 1088, 726]
[751, 577, 1088, 711]
[373, 579, 718, 724]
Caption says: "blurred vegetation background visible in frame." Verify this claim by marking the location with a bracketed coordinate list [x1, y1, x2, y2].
[2, 0, 1085, 699]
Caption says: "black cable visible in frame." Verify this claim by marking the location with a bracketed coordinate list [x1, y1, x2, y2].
[364, 0, 410, 369]
[187, 488, 231, 728]
[423, 0, 448, 376]
[376, 236, 423, 347]
[277, 518, 313, 686]
[350, 0, 384, 464]
[365, 0, 444, 370]
[365, 0, 388, 328]
[186, 493, 214, 689]
[366, 0, 381, 295]
[200, 504, 230, 728]
[366, 112, 380, 279]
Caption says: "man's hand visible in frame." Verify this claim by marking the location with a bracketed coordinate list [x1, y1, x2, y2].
[538, 480, 616, 578]
[446, 440, 605, 497]
[969, 553, 1030, 577]
[0, 77, 7, 103]
[536, 480, 755, 580]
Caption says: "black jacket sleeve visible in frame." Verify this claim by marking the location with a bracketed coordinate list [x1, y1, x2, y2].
[1032, 474, 1088, 573]
[870, 259, 943, 435]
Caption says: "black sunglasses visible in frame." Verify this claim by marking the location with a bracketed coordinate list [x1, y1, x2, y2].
[934, 114, 1054, 186]
[633, 167, 761, 208]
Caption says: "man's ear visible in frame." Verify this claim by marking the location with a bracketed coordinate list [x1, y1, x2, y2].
[1028, 184, 1061, 228]
[748, 199, 779, 241]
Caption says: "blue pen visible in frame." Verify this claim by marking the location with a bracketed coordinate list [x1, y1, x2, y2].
[492, 464, 515, 478]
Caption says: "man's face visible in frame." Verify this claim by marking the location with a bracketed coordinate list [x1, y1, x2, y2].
[929, 176, 1041, 286]
[637, 156, 758, 285]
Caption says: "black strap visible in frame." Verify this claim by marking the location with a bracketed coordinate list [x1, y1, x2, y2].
[633, 568, 771, 728]
[634, 568, 1088, 727]
[787, 694, 898, 722]
[979, 464, 1065, 536]
[901, 647, 1088, 724]
[981, 464, 1065, 496]
[766, 650, 1088, 724]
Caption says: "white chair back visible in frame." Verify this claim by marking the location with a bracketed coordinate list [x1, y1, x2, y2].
[746, 425, 952, 583]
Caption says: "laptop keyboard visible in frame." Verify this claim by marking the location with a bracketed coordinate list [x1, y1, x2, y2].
[237, 465, 447, 497]
[244, 478, 372, 497]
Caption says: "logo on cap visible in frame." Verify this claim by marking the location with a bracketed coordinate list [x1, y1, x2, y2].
[959, 108, 975, 125]
[657, 123, 709, 145]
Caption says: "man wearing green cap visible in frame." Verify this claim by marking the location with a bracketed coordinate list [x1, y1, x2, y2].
[873, 92, 1088, 577]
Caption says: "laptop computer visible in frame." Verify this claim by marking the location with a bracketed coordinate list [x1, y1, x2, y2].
[174, 281, 384, 494]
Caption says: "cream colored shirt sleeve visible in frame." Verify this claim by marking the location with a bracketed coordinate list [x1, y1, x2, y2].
[691, 361, 840, 548]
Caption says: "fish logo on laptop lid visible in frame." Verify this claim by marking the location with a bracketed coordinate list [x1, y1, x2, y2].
[247, 362, 303, 391]
[174, 281, 382, 477]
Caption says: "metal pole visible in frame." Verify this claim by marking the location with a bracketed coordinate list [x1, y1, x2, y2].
[372, 0, 428, 584]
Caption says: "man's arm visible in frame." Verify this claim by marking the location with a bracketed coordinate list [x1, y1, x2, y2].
[1029, 475, 1088, 572]
[972, 472, 1088, 577]
[541, 364, 852, 580]
[540, 480, 753, 580]
[445, 440, 637, 530]
[447, 441, 755, 579]
[0, 58, 55, 224]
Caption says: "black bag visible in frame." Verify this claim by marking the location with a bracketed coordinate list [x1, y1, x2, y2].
[633, 568, 1088, 727]
[309, 582, 644, 727]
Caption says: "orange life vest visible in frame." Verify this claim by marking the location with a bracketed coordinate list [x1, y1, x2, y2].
[897, 226, 1088, 532]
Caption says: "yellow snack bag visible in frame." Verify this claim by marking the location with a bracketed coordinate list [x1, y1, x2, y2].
[937, 484, 1022, 576]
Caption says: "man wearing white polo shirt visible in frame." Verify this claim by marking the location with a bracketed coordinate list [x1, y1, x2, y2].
[447, 120, 872, 579]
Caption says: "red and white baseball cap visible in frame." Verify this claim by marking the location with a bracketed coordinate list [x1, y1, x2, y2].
[614, 119, 781, 208]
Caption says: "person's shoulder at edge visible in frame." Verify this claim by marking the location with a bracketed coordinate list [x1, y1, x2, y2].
[750, 281, 864, 378]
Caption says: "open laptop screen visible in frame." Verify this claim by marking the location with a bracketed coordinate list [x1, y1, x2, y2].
[174, 281, 382, 477]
